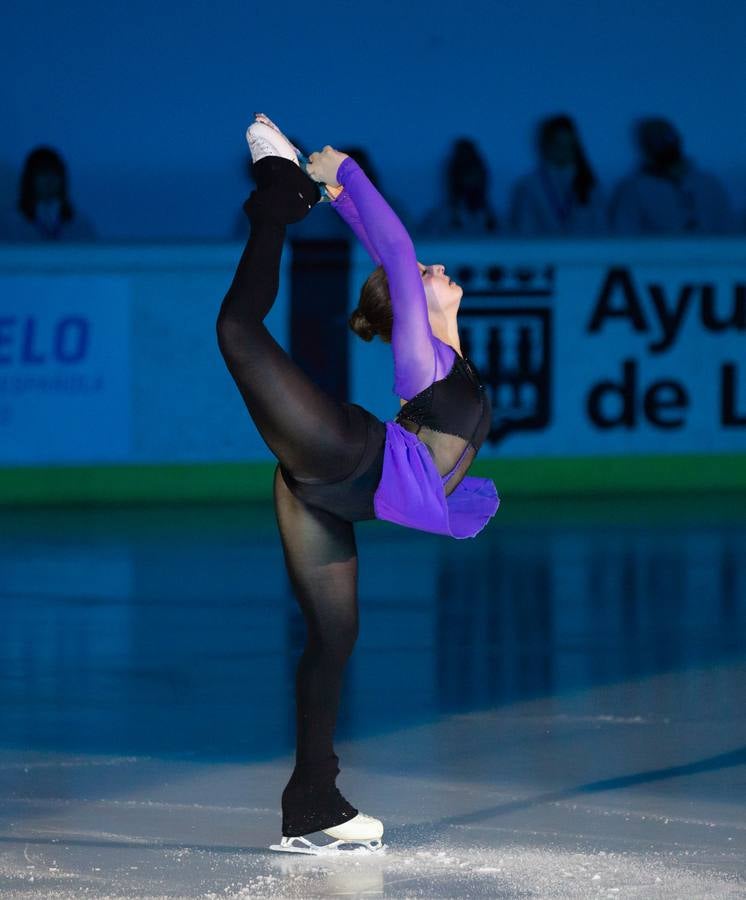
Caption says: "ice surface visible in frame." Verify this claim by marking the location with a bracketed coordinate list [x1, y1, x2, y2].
[1, 499, 745, 897]
[1, 690, 744, 899]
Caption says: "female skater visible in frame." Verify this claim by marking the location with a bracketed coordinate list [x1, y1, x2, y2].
[216, 114, 499, 855]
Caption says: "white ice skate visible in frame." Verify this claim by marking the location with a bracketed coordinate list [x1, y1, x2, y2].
[252, 113, 304, 157]
[248, 112, 339, 201]
[269, 811, 386, 855]
[245, 116, 301, 166]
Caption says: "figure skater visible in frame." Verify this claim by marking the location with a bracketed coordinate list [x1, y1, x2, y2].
[216, 114, 500, 855]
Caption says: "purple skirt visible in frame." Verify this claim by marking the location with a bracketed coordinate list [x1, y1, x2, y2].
[373, 421, 500, 539]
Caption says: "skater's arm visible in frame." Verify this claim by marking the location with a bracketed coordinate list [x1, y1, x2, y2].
[333, 157, 438, 399]
[329, 188, 382, 265]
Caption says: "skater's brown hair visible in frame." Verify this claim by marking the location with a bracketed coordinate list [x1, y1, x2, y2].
[349, 265, 393, 344]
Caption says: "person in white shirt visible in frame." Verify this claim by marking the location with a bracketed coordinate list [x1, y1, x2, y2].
[509, 114, 606, 236]
[419, 138, 499, 237]
[509, 115, 607, 236]
[0, 146, 96, 242]
[609, 118, 735, 235]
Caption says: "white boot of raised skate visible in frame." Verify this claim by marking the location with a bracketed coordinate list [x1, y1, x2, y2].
[250, 112, 339, 201]
[245, 119, 300, 166]
[253, 113, 304, 157]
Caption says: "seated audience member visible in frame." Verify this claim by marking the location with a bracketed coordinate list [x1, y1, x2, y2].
[0, 146, 96, 241]
[509, 114, 606, 235]
[610, 118, 735, 234]
[419, 138, 499, 236]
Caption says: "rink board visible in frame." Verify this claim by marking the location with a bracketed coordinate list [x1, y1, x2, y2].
[0, 239, 744, 503]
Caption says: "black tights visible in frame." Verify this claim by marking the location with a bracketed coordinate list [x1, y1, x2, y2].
[216, 157, 364, 836]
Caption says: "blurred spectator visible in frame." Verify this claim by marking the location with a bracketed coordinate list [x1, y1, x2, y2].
[0, 146, 96, 242]
[509, 114, 605, 235]
[419, 138, 499, 236]
[609, 118, 735, 234]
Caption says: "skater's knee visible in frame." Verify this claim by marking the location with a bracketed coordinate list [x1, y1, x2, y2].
[307, 614, 358, 662]
[215, 309, 231, 359]
[324, 617, 359, 660]
[216, 299, 229, 342]
[216, 301, 249, 358]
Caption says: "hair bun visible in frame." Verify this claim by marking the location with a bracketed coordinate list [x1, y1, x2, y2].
[349, 307, 375, 342]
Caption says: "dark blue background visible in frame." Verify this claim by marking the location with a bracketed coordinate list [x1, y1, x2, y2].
[3, 0, 744, 238]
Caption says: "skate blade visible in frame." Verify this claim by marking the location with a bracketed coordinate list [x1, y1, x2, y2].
[269, 835, 386, 855]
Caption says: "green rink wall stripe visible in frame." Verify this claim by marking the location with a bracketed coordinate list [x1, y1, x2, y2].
[0, 453, 745, 505]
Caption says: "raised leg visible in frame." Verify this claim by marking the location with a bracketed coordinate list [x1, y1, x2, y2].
[216, 156, 366, 481]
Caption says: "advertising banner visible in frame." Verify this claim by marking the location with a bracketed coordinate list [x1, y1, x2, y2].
[350, 241, 746, 459]
[0, 274, 131, 464]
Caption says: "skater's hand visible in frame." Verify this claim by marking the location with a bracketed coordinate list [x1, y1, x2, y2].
[306, 146, 348, 188]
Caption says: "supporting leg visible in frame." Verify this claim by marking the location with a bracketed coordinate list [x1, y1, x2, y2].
[273, 465, 361, 836]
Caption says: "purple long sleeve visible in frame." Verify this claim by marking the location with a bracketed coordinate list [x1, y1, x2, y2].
[329, 186, 382, 265]
[331, 157, 455, 399]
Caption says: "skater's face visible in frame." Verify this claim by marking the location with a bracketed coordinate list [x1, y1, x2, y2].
[418, 262, 463, 314]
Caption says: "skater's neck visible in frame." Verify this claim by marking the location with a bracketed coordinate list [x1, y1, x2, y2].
[429, 309, 463, 359]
